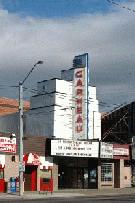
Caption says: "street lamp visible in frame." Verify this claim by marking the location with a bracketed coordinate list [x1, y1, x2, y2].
[19, 60, 43, 196]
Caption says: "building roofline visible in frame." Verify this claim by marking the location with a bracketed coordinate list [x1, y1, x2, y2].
[37, 78, 61, 84]
[30, 104, 62, 111]
[61, 66, 85, 72]
[31, 91, 67, 98]
[74, 53, 88, 58]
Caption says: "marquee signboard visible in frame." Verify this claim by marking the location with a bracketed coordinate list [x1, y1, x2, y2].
[0, 137, 16, 153]
[51, 139, 99, 158]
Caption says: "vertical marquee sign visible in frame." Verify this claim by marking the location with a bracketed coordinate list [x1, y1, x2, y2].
[73, 68, 85, 139]
[73, 53, 89, 140]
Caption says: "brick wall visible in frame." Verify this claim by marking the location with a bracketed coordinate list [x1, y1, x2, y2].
[4, 155, 19, 182]
[15, 135, 47, 156]
[23, 136, 47, 156]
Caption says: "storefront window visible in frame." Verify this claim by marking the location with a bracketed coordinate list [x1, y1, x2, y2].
[101, 163, 112, 182]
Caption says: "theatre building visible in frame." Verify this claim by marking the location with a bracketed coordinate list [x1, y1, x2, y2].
[24, 53, 101, 190]
[0, 53, 132, 191]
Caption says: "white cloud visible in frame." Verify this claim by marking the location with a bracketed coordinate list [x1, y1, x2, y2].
[0, 4, 135, 111]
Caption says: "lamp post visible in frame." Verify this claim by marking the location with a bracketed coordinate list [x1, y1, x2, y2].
[19, 60, 43, 196]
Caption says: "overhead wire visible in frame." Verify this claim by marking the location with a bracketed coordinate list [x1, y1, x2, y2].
[101, 101, 130, 118]
[27, 87, 133, 116]
[23, 87, 133, 140]
[101, 111, 128, 143]
[0, 83, 133, 117]
[0, 81, 133, 139]
[0, 86, 131, 144]
[106, 0, 135, 14]
[0, 82, 133, 107]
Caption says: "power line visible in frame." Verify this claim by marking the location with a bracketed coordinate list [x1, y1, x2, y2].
[6, 82, 135, 111]
[106, 0, 135, 14]
[101, 101, 131, 118]
[102, 111, 128, 143]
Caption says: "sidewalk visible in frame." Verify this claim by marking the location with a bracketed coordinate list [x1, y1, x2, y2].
[57, 188, 135, 196]
[0, 188, 135, 200]
[0, 191, 84, 200]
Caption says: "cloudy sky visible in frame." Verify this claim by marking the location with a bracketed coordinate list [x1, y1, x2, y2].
[0, 0, 134, 112]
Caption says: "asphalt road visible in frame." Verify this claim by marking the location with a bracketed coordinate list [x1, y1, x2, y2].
[1, 194, 135, 203]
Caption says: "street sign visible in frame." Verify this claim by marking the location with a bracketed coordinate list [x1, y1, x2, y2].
[19, 161, 25, 172]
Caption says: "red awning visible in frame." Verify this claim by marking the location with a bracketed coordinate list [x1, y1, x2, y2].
[23, 153, 41, 165]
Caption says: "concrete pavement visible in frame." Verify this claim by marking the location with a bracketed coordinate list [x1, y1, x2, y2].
[0, 188, 135, 200]
[58, 187, 135, 196]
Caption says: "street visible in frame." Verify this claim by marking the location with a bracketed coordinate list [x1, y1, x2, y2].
[1, 194, 135, 203]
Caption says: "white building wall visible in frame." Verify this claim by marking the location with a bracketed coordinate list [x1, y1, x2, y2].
[93, 112, 101, 140]
[53, 80, 72, 139]
[53, 105, 72, 139]
[89, 99, 99, 112]
[89, 86, 96, 100]
[56, 79, 72, 94]
[37, 78, 71, 95]
[88, 111, 101, 140]
[31, 79, 72, 109]
[26, 79, 73, 138]
[88, 86, 101, 140]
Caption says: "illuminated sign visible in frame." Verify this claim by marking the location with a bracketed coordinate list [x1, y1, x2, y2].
[51, 139, 99, 158]
[0, 137, 16, 153]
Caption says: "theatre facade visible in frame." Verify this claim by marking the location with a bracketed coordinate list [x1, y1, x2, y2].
[51, 139, 131, 190]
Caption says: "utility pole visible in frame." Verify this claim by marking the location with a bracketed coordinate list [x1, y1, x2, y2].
[19, 60, 43, 196]
[19, 81, 24, 196]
